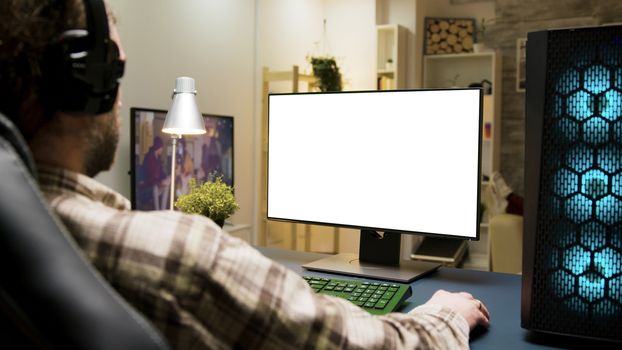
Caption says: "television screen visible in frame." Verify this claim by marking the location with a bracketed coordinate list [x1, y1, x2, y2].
[130, 107, 234, 210]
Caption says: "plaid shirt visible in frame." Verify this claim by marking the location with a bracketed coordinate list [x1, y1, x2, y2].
[38, 165, 469, 350]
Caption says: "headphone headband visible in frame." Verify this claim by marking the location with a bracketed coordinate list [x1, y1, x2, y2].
[44, 0, 125, 114]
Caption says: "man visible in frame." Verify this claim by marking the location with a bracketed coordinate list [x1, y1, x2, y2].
[0, 1, 490, 349]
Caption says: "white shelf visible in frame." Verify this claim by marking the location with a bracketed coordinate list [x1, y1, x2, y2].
[377, 69, 396, 75]
[421, 50, 501, 272]
[376, 24, 406, 90]
[422, 51, 501, 180]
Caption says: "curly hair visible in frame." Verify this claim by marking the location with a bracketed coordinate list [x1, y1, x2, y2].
[0, 0, 85, 140]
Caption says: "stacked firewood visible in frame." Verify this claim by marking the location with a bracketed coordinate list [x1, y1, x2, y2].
[425, 18, 475, 55]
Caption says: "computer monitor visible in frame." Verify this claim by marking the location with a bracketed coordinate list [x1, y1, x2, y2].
[267, 89, 482, 282]
[130, 107, 234, 210]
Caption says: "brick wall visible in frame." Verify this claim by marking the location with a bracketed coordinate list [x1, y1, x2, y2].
[455, 0, 622, 194]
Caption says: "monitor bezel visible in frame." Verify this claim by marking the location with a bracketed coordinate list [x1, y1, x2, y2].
[266, 88, 483, 241]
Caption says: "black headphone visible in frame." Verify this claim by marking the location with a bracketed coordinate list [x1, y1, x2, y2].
[44, 0, 125, 115]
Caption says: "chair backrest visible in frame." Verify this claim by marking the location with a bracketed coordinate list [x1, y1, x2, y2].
[0, 113, 169, 350]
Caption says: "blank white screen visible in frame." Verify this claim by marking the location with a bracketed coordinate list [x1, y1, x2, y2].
[267, 89, 481, 239]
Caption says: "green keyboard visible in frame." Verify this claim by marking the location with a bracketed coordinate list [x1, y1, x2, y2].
[303, 276, 412, 315]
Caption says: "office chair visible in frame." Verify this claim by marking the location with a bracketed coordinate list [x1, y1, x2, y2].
[0, 113, 169, 350]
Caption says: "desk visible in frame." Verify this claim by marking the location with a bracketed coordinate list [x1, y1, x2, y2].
[258, 247, 619, 350]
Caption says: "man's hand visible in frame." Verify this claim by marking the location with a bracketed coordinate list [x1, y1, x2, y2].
[424, 289, 490, 331]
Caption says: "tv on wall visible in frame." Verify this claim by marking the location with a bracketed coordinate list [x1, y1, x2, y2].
[130, 107, 234, 210]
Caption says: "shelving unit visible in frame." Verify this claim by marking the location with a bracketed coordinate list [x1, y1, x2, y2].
[258, 67, 360, 255]
[422, 50, 502, 271]
[376, 24, 406, 90]
[258, 66, 316, 250]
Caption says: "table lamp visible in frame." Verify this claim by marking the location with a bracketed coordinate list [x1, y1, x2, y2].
[162, 76, 206, 210]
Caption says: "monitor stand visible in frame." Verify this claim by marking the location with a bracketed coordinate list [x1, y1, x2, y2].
[302, 230, 440, 283]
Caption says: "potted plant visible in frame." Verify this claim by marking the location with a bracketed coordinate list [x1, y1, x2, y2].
[307, 55, 342, 91]
[174, 177, 239, 227]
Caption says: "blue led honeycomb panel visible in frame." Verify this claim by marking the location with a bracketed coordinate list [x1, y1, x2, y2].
[529, 26, 622, 341]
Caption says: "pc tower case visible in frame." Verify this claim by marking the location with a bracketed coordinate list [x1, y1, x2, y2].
[523, 25, 622, 342]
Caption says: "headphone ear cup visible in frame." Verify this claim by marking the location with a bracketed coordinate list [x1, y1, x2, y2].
[42, 14, 125, 114]
[42, 0, 125, 115]
[42, 36, 123, 115]
[42, 31, 92, 113]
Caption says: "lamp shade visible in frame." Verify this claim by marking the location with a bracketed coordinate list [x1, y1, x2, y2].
[162, 77, 206, 135]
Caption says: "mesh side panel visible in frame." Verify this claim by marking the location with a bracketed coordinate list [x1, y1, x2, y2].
[532, 26, 622, 340]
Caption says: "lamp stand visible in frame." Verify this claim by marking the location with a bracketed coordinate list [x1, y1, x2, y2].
[169, 134, 181, 210]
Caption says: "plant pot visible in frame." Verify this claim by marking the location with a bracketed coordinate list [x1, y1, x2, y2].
[214, 218, 225, 228]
